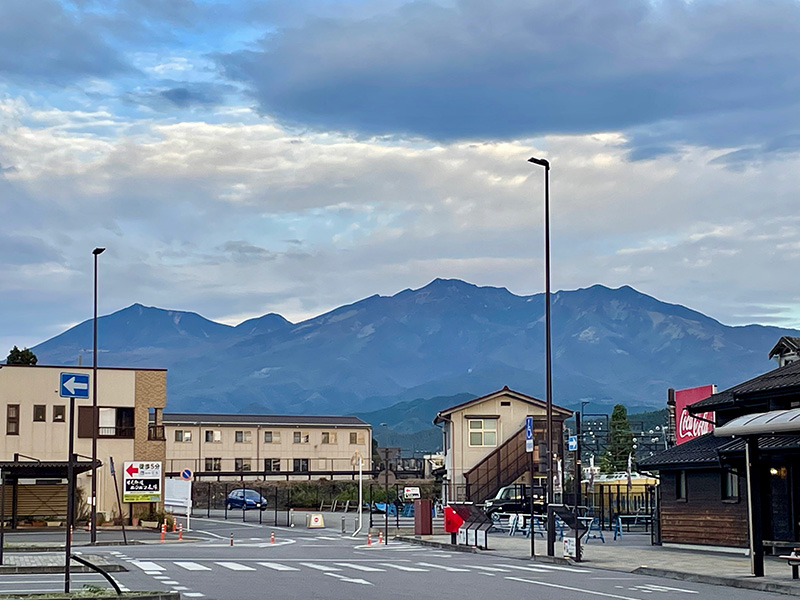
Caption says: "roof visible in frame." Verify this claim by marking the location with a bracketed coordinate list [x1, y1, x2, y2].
[162, 413, 370, 427]
[716, 435, 800, 455]
[769, 336, 800, 359]
[433, 386, 573, 425]
[713, 408, 800, 437]
[0, 459, 97, 478]
[689, 359, 800, 413]
[638, 433, 728, 469]
[0, 364, 166, 372]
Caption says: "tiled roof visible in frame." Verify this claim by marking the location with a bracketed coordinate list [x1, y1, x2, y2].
[162, 413, 370, 427]
[689, 359, 800, 413]
[715, 434, 800, 455]
[638, 433, 726, 469]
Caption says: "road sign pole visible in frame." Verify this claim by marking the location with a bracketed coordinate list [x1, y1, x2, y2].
[64, 395, 76, 593]
[109, 457, 127, 545]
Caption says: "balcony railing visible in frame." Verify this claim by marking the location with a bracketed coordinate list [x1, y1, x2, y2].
[98, 426, 135, 439]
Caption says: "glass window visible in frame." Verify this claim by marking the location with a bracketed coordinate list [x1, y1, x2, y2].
[235, 458, 251, 472]
[722, 470, 739, 500]
[676, 470, 687, 500]
[321, 432, 336, 444]
[7, 404, 19, 435]
[468, 419, 498, 447]
[264, 431, 281, 443]
[293, 431, 309, 444]
[204, 457, 221, 471]
[205, 430, 221, 443]
[53, 405, 65, 422]
[265, 458, 280, 472]
[350, 432, 358, 444]
[33, 405, 46, 422]
[174, 429, 192, 442]
[293, 458, 309, 472]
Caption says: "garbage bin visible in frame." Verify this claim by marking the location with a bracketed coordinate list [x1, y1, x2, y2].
[414, 499, 432, 535]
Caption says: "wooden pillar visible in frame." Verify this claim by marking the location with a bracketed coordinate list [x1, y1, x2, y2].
[745, 437, 764, 577]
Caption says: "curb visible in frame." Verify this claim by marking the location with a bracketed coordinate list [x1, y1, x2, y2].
[634, 567, 800, 597]
[5, 541, 144, 552]
[0, 564, 127, 574]
[395, 535, 573, 565]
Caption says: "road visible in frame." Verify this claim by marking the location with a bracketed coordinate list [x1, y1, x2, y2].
[0, 515, 789, 599]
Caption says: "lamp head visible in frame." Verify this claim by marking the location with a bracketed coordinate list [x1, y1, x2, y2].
[92, 247, 106, 256]
[528, 156, 550, 169]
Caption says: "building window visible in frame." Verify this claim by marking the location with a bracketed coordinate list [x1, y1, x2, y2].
[53, 405, 65, 422]
[676, 470, 687, 501]
[235, 431, 252, 443]
[265, 459, 280, 472]
[321, 431, 337, 444]
[78, 407, 134, 438]
[33, 405, 46, 422]
[722, 470, 740, 500]
[235, 458, 252, 472]
[205, 430, 221, 443]
[174, 429, 192, 443]
[468, 419, 498, 447]
[293, 458, 309, 472]
[7, 404, 19, 435]
[264, 431, 281, 443]
[293, 431, 309, 444]
[350, 432, 364, 444]
[204, 457, 221, 471]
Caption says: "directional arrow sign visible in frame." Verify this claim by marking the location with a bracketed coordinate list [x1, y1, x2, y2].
[123, 462, 161, 503]
[60, 372, 90, 399]
[126, 464, 139, 477]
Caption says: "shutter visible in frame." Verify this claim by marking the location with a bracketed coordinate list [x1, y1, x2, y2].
[77, 406, 94, 438]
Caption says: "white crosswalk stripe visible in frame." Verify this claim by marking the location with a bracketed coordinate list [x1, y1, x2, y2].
[335, 563, 385, 572]
[379, 563, 428, 572]
[471, 565, 511, 572]
[258, 562, 301, 571]
[531, 563, 592, 573]
[300, 562, 342, 572]
[496, 564, 550, 573]
[215, 562, 256, 571]
[415, 562, 470, 572]
[130, 561, 165, 572]
[174, 562, 212, 571]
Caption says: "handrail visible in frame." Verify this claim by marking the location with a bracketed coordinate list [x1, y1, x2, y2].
[70, 554, 122, 596]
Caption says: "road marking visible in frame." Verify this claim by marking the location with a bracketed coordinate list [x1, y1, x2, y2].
[184, 593, 205, 598]
[153, 576, 171, 580]
[324, 573, 372, 585]
[379, 563, 428, 572]
[531, 563, 592, 573]
[496, 564, 549, 573]
[316, 536, 339, 540]
[215, 562, 256, 571]
[174, 562, 212, 571]
[416, 562, 470, 572]
[335, 563, 385, 572]
[471, 565, 511, 572]
[161, 581, 179, 585]
[131, 561, 165, 572]
[258, 562, 300, 571]
[300, 562, 341, 572]
[638, 584, 698, 594]
[507, 576, 642, 599]
[172, 586, 190, 591]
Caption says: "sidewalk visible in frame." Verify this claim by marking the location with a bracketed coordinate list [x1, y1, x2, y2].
[0, 553, 126, 574]
[398, 531, 800, 597]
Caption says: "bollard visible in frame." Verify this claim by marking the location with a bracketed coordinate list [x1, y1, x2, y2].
[270, 531, 275, 544]
[378, 530, 383, 544]
[367, 533, 372, 546]
[289, 509, 295, 528]
[173, 520, 177, 533]
[178, 523, 183, 541]
[341, 516, 346, 534]
[230, 532, 234, 546]
[69, 525, 73, 545]
[160, 522, 166, 543]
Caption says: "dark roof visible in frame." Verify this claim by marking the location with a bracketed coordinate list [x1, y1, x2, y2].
[434, 386, 573, 424]
[769, 336, 800, 359]
[162, 413, 370, 427]
[716, 435, 800, 455]
[0, 460, 97, 479]
[638, 433, 727, 469]
[689, 359, 800, 413]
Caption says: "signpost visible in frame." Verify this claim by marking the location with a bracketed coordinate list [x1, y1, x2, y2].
[350, 451, 364, 538]
[525, 416, 534, 453]
[123, 462, 162, 503]
[525, 416, 534, 558]
[60, 373, 89, 399]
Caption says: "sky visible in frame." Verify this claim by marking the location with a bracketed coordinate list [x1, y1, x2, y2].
[2, 0, 800, 354]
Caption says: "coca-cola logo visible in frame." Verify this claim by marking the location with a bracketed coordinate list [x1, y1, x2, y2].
[677, 408, 714, 443]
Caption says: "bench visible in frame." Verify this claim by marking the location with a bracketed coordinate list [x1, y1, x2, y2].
[778, 549, 800, 579]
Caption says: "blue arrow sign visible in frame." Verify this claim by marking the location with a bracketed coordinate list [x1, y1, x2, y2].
[525, 416, 534, 452]
[568, 435, 578, 452]
[60, 372, 89, 399]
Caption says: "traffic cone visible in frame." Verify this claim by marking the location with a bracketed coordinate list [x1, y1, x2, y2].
[160, 522, 166, 543]
[172, 520, 177, 533]
[367, 533, 372, 546]
[378, 530, 383, 544]
[178, 523, 183, 541]
[270, 531, 275, 544]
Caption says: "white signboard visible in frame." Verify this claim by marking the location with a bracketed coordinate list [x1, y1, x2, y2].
[123, 461, 162, 503]
[403, 486, 421, 500]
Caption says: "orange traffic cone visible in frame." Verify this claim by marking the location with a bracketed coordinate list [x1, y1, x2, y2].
[378, 530, 383, 544]
[367, 533, 372, 546]
[173, 520, 177, 533]
[160, 522, 166, 542]
[270, 531, 275, 544]
[178, 523, 183, 541]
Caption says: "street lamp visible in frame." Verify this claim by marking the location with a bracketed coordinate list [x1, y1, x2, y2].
[380, 423, 389, 546]
[528, 156, 554, 555]
[91, 247, 105, 544]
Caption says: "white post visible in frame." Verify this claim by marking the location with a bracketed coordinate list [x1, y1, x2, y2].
[352, 456, 363, 537]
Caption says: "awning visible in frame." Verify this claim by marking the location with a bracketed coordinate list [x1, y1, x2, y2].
[714, 408, 800, 437]
[0, 460, 97, 479]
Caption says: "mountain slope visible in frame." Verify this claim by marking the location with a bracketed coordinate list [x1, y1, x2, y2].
[30, 279, 799, 418]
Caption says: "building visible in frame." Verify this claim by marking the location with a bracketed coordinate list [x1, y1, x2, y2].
[434, 386, 572, 503]
[163, 413, 372, 479]
[769, 336, 800, 367]
[0, 364, 167, 524]
[640, 354, 800, 572]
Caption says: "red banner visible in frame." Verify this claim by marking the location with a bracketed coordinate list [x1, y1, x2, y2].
[675, 384, 716, 445]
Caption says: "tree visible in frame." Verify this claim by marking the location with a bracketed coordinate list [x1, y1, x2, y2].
[6, 346, 38, 365]
[600, 404, 634, 473]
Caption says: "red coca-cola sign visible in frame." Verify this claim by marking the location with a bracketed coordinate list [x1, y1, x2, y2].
[675, 385, 716, 445]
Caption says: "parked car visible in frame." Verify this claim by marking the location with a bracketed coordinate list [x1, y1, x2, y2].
[483, 484, 544, 517]
[226, 488, 268, 510]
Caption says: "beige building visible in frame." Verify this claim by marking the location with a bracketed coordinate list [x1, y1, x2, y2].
[163, 413, 372, 479]
[434, 387, 572, 502]
[0, 364, 167, 523]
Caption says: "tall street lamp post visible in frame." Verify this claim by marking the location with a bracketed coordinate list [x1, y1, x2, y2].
[91, 247, 105, 544]
[528, 156, 554, 555]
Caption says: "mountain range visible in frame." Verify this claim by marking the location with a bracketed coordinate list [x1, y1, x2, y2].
[29, 279, 797, 430]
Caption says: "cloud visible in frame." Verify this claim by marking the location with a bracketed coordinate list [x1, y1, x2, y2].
[215, 0, 800, 154]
